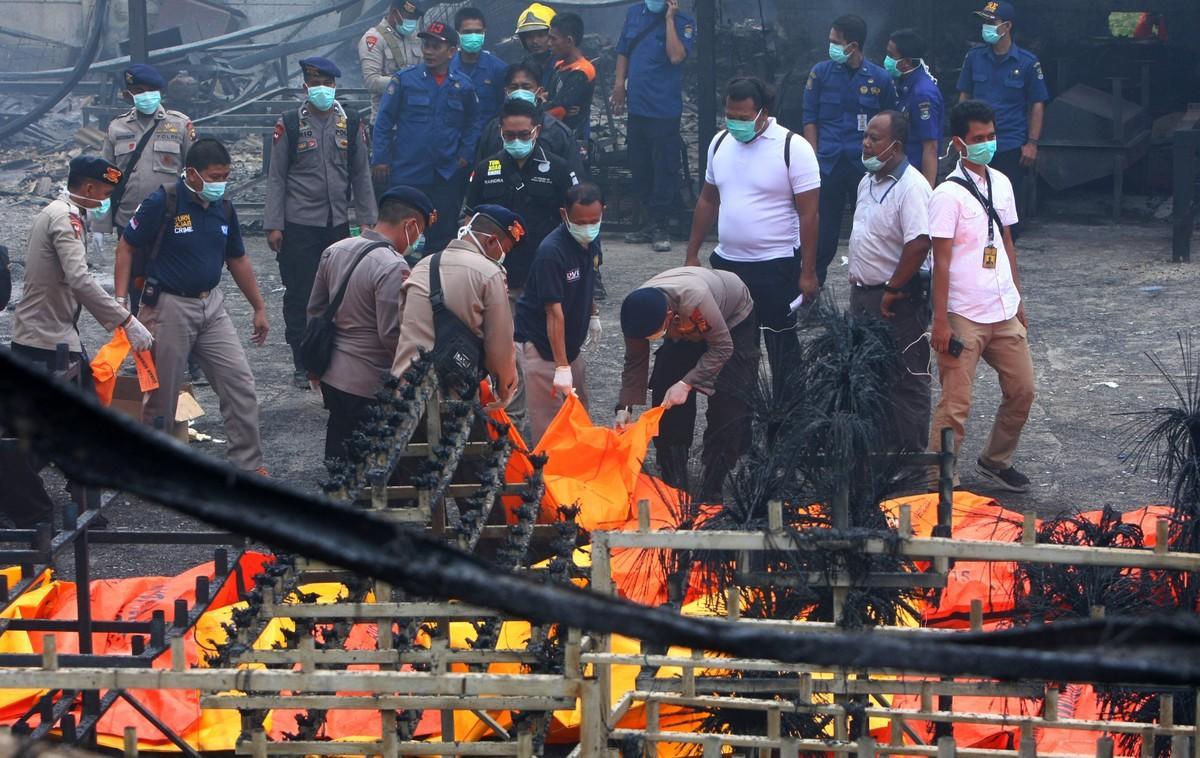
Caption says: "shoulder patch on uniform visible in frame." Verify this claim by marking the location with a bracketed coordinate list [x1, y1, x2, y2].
[487, 159, 502, 176]
[186, 121, 196, 140]
[365, 33, 379, 50]
[1034, 61, 1044, 79]
[919, 102, 932, 120]
[683, 23, 694, 40]
[273, 122, 284, 143]
[386, 81, 397, 95]
[690, 308, 711, 334]
[69, 215, 83, 240]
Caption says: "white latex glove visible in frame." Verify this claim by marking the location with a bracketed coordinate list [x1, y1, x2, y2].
[614, 408, 633, 431]
[552, 365, 574, 398]
[585, 315, 602, 347]
[123, 316, 154, 352]
[660, 380, 692, 409]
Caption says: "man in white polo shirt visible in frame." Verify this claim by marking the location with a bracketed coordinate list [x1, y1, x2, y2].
[929, 99, 1034, 492]
[848, 110, 933, 453]
[685, 76, 820, 393]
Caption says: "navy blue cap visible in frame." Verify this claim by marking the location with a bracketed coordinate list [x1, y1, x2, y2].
[975, 1, 1015, 22]
[620, 288, 669, 339]
[381, 185, 436, 226]
[69, 155, 123, 186]
[419, 21, 459, 46]
[473, 204, 526, 244]
[123, 63, 165, 90]
[299, 56, 342, 79]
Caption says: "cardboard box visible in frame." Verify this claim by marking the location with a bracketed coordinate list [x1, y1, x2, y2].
[109, 376, 203, 444]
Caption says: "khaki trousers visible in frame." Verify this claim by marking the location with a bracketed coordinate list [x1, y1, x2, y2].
[517, 342, 589, 447]
[929, 313, 1034, 472]
[139, 290, 264, 471]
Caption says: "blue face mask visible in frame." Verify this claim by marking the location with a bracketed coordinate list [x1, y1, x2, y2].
[566, 218, 601, 245]
[507, 88, 538, 106]
[725, 109, 763, 143]
[829, 42, 851, 64]
[186, 169, 228, 202]
[398, 18, 418, 35]
[131, 90, 162, 115]
[504, 138, 535, 159]
[884, 56, 902, 78]
[306, 85, 336, 110]
[861, 141, 898, 173]
[460, 32, 485, 53]
[963, 138, 998, 166]
[644, 0, 666, 12]
[982, 24, 1004, 44]
[412, 234, 426, 253]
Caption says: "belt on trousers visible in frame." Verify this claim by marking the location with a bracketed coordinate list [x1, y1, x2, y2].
[161, 286, 212, 299]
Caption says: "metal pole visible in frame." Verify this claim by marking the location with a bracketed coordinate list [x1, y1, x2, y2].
[696, 0, 717, 180]
[128, 0, 149, 65]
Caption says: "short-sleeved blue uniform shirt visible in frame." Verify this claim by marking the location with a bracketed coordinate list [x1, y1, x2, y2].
[123, 179, 244, 293]
[896, 65, 944, 171]
[514, 223, 598, 364]
[803, 59, 898, 175]
[955, 43, 1049, 152]
[452, 50, 507, 130]
[615, 2, 695, 119]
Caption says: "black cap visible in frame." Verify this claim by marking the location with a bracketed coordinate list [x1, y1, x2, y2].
[975, 1, 1015, 22]
[69, 155, 123, 187]
[380, 185, 437, 226]
[419, 21, 459, 46]
[620, 288, 669, 339]
[123, 63, 165, 90]
[298, 56, 342, 79]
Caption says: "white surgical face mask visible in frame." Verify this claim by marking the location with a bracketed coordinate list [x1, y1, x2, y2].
[457, 216, 505, 264]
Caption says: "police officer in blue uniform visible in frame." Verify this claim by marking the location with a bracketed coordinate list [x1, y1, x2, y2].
[956, 0, 1048, 223]
[886, 28, 943, 186]
[611, 0, 695, 253]
[372, 20, 482, 255]
[451, 7, 507, 130]
[803, 14, 897, 284]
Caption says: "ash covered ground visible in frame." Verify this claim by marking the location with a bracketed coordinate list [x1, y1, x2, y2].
[0, 191, 1196, 578]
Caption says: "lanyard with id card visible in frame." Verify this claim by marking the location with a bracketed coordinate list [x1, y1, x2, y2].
[947, 167, 1003, 270]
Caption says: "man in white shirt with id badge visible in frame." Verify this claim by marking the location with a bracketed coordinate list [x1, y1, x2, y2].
[928, 99, 1035, 493]
[847, 110, 933, 454]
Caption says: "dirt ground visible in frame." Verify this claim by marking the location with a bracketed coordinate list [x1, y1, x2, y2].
[1, 194, 1197, 578]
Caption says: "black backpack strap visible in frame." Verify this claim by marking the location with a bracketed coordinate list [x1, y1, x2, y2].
[784, 130, 797, 170]
[283, 109, 301, 167]
[712, 130, 729, 159]
[429, 251, 446, 311]
[109, 119, 161, 222]
[625, 15, 665, 60]
[150, 184, 179, 263]
[326, 240, 393, 318]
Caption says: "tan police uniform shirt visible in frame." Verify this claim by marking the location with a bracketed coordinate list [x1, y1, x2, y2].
[391, 239, 516, 395]
[264, 102, 378, 231]
[100, 106, 194, 233]
[619, 267, 754, 407]
[11, 194, 130, 351]
[307, 230, 410, 398]
[359, 19, 422, 116]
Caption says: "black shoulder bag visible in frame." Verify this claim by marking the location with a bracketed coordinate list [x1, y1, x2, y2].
[108, 120, 160, 223]
[428, 252, 486, 396]
[299, 240, 394, 376]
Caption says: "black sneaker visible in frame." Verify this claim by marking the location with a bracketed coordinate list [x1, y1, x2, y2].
[293, 369, 311, 389]
[623, 227, 653, 244]
[188, 362, 208, 387]
[975, 460, 1030, 493]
